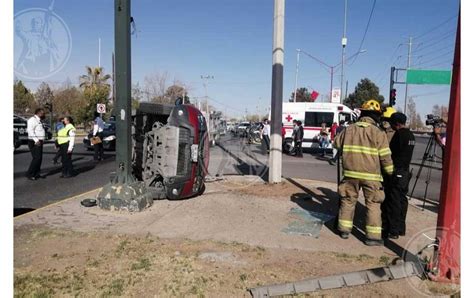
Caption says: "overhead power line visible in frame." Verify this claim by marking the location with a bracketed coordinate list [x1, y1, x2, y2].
[413, 14, 457, 40]
[422, 59, 453, 69]
[348, 0, 377, 66]
[411, 49, 454, 68]
[413, 43, 455, 59]
[412, 31, 456, 54]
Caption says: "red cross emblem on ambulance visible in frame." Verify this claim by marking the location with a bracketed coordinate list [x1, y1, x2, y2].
[285, 114, 293, 122]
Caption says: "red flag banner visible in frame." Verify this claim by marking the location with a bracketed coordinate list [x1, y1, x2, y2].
[311, 90, 319, 101]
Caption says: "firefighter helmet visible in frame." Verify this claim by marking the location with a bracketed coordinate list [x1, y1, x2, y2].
[361, 100, 382, 113]
[382, 106, 396, 119]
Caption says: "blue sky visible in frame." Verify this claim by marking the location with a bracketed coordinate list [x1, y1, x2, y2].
[14, 0, 459, 118]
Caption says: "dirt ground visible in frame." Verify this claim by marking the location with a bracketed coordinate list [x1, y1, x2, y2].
[14, 177, 459, 297]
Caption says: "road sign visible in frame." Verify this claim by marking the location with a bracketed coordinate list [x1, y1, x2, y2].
[406, 69, 452, 85]
[97, 103, 106, 114]
[331, 88, 341, 103]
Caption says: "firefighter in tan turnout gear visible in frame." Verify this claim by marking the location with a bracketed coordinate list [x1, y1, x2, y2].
[334, 99, 394, 246]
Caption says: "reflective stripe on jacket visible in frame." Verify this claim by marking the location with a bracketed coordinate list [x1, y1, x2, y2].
[57, 124, 75, 145]
[334, 116, 393, 181]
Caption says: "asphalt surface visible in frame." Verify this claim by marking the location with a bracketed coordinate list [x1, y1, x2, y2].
[14, 138, 115, 215]
[14, 133, 442, 216]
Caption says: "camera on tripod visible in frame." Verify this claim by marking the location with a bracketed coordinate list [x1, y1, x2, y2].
[425, 114, 443, 126]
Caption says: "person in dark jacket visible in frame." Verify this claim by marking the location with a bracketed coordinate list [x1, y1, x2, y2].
[294, 120, 304, 157]
[381, 112, 415, 239]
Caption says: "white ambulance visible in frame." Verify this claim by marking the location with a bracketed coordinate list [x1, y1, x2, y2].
[281, 102, 354, 150]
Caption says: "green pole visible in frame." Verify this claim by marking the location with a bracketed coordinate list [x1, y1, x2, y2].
[114, 0, 132, 182]
[96, 0, 152, 212]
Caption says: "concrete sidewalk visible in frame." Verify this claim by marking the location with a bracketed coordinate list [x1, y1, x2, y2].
[14, 176, 450, 297]
[14, 175, 439, 257]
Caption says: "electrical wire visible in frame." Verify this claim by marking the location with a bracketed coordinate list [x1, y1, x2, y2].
[348, 0, 377, 66]
[412, 31, 455, 54]
[411, 50, 454, 68]
[412, 43, 455, 60]
[420, 59, 453, 69]
[415, 29, 456, 47]
[413, 14, 457, 40]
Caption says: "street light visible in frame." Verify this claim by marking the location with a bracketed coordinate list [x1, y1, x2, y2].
[293, 49, 367, 103]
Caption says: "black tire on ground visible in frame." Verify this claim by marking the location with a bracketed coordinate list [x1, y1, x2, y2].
[198, 183, 206, 196]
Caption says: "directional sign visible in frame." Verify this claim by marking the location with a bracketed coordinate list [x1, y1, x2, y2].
[406, 69, 452, 85]
[97, 103, 106, 114]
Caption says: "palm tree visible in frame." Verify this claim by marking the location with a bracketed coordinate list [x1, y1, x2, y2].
[79, 66, 111, 89]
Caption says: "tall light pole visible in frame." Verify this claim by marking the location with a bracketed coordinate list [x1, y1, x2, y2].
[404, 37, 412, 114]
[98, 0, 152, 212]
[201, 75, 214, 140]
[269, 0, 284, 184]
[293, 49, 301, 102]
[296, 49, 366, 102]
[340, 0, 348, 103]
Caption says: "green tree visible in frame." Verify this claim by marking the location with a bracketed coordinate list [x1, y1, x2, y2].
[289, 87, 313, 102]
[14, 80, 36, 113]
[53, 86, 86, 124]
[79, 66, 111, 124]
[344, 78, 384, 109]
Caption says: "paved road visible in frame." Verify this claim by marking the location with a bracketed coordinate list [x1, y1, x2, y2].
[210, 134, 443, 207]
[14, 133, 442, 215]
[14, 139, 115, 215]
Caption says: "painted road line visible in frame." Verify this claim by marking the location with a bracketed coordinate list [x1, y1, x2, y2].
[14, 187, 102, 221]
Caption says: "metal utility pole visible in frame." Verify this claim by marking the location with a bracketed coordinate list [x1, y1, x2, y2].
[112, 52, 115, 105]
[201, 75, 214, 139]
[404, 37, 412, 114]
[98, 37, 101, 67]
[345, 80, 348, 99]
[293, 49, 301, 102]
[97, 0, 152, 212]
[340, 0, 348, 103]
[269, 0, 284, 184]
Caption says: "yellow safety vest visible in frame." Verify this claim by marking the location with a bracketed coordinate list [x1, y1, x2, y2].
[57, 124, 75, 145]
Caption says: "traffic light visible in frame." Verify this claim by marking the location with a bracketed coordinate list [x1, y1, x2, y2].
[389, 88, 397, 106]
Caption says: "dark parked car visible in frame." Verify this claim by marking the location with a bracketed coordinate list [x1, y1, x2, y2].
[13, 114, 52, 145]
[83, 121, 116, 151]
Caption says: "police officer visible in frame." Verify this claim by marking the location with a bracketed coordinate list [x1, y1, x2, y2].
[382, 112, 415, 239]
[334, 99, 394, 246]
[57, 116, 76, 178]
[26, 108, 46, 180]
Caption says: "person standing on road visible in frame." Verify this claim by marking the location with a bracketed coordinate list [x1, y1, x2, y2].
[329, 120, 346, 165]
[294, 120, 304, 157]
[333, 100, 394, 246]
[93, 112, 105, 161]
[319, 122, 329, 157]
[381, 112, 415, 239]
[53, 117, 64, 165]
[26, 108, 46, 180]
[261, 119, 271, 154]
[57, 116, 76, 178]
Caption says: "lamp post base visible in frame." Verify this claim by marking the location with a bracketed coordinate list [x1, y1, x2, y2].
[97, 176, 153, 212]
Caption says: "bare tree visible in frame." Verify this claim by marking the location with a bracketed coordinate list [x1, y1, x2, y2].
[143, 72, 169, 102]
[35, 82, 54, 107]
[407, 97, 424, 130]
